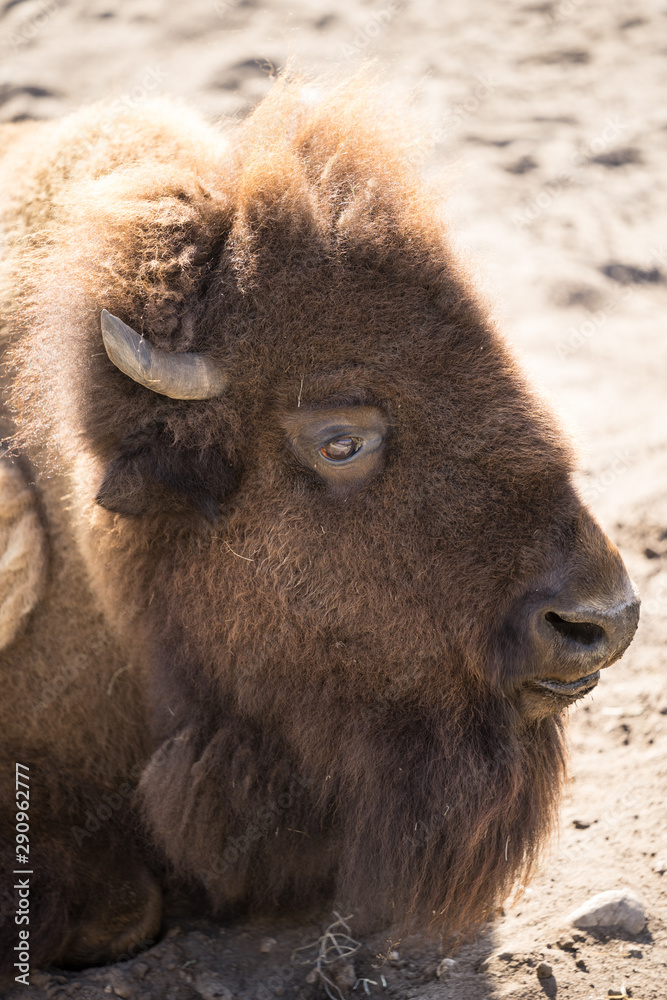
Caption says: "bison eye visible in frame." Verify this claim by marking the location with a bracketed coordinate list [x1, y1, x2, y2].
[320, 436, 361, 462]
[282, 405, 389, 496]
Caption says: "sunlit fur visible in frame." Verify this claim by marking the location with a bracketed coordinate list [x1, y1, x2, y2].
[0, 74, 627, 974]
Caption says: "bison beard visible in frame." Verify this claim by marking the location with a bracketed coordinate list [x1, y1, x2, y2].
[139, 634, 565, 940]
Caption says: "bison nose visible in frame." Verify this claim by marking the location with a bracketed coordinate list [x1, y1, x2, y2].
[531, 595, 640, 696]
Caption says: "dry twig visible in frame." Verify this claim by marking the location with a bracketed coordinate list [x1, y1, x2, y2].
[292, 912, 362, 1000]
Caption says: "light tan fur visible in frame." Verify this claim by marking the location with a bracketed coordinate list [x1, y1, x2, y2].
[0, 459, 47, 650]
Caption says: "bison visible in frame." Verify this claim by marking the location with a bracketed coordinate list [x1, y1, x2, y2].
[0, 75, 639, 977]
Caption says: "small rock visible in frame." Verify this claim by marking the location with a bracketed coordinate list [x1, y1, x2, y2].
[644, 547, 660, 559]
[29, 972, 51, 988]
[619, 945, 642, 958]
[260, 936, 277, 953]
[193, 972, 234, 1000]
[536, 962, 553, 979]
[114, 986, 133, 999]
[575, 959, 587, 970]
[654, 859, 666, 874]
[565, 889, 646, 936]
[498, 950, 514, 961]
[331, 961, 357, 990]
[305, 970, 319, 985]
[132, 963, 150, 980]
[436, 958, 457, 978]
[556, 936, 575, 951]
[572, 818, 592, 829]
[388, 950, 400, 962]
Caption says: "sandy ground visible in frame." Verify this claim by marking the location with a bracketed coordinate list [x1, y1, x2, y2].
[1, 0, 667, 997]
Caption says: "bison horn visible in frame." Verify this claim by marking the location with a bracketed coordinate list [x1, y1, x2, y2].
[100, 310, 227, 400]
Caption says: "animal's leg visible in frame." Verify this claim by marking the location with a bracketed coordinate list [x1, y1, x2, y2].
[58, 859, 162, 968]
[0, 760, 162, 978]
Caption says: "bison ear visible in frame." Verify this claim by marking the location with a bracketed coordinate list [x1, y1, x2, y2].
[96, 428, 236, 521]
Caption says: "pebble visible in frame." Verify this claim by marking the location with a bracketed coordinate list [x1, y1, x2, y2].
[654, 859, 666, 874]
[565, 889, 646, 936]
[556, 935, 576, 950]
[331, 962, 357, 990]
[193, 972, 234, 1000]
[436, 958, 457, 978]
[132, 963, 150, 980]
[29, 972, 51, 988]
[536, 962, 553, 979]
[259, 936, 278, 954]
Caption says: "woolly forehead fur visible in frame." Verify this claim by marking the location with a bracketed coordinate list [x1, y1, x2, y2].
[8, 74, 572, 485]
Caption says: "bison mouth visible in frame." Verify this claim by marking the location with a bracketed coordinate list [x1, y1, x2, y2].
[531, 669, 601, 701]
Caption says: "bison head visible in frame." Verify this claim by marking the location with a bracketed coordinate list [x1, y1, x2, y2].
[10, 79, 639, 941]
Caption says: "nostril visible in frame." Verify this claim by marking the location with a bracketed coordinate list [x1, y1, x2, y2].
[544, 611, 606, 647]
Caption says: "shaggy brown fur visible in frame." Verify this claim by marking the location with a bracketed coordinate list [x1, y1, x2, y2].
[0, 75, 636, 977]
